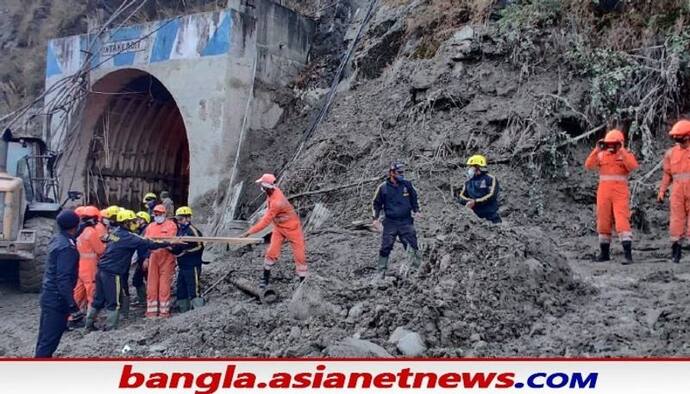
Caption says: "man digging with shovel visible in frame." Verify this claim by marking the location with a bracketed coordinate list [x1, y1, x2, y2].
[240, 174, 308, 291]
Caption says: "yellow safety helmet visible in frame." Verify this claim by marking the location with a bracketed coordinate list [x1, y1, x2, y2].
[466, 154, 487, 167]
[143, 192, 157, 203]
[116, 209, 137, 223]
[175, 206, 193, 216]
[136, 211, 151, 224]
[104, 205, 121, 219]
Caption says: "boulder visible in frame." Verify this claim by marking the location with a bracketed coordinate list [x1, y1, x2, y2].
[389, 327, 427, 356]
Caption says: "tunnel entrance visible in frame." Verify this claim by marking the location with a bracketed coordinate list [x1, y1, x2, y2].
[85, 69, 189, 209]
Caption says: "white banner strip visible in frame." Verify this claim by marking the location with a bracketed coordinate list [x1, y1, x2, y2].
[1, 360, 689, 394]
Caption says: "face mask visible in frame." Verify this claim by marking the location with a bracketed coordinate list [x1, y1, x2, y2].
[467, 167, 476, 179]
[394, 173, 405, 181]
[154, 215, 165, 224]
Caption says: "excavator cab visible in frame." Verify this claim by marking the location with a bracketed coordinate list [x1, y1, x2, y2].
[0, 128, 78, 292]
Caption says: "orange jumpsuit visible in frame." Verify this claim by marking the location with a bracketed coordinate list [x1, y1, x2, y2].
[585, 147, 639, 243]
[144, 220, 177, 317]
[658, 145, 690, 242]
[73, 225, 106, 310]
[248, 187, 307, 277]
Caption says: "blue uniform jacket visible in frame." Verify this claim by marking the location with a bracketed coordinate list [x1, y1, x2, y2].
[457, 172, 500, 220]
[39, 231, 79, 313]
[372, 178, 419, 223]
[136, 224, 150, 264]
[98, 227, 169, 275]
[171, 223, 204, 269]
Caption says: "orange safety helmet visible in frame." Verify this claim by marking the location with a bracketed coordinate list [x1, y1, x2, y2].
[152, 204, 167, 214]
[603, 129, 625, 143]
[255, 173, 277, 188]
[74, 206, 86, 218]
[669, 120, 690, 137]
[82, 206, 100, 218]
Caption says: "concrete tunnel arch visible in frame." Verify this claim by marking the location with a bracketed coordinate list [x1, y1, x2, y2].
[81, 68, 190, 209]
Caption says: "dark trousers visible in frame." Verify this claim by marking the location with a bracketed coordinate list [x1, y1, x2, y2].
[379, 219, 418, 257]
[132, 260, 146, 288]
[35, 306, 68, 358]
[177, 266, 201, 300]
[92, 270, 122, 311]
[475, 208, 502, 223]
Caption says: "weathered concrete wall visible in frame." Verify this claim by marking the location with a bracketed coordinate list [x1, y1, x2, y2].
[45, 2, 313, 214]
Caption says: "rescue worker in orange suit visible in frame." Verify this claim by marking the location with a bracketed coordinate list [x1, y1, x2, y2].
[85, 210, 172, 331]
[240, 174, 307, 288]
[657, 120, 690, 263]
[35, 210, 80, 357]
[171, 206, 205, 312]
[131, 211, 151, 305]
[72, 206, 105, 319]
[144, 205, 179, 318]
[584, 129, 639, 264]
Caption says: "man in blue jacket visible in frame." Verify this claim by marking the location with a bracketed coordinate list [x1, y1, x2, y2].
[171, 206, 205, 312]
[372, 162, 421, 279]
[35, 210, 81, 358]
[85, 210, 172, 331]
[457, 154, 501, 223]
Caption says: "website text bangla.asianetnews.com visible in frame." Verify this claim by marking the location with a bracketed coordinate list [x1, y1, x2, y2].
[119, 363, 598, 392]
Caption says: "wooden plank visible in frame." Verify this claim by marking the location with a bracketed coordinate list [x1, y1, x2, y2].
[149, 236, 263, 244]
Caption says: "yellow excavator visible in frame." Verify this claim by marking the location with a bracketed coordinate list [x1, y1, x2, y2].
[0, 128, 80, 292]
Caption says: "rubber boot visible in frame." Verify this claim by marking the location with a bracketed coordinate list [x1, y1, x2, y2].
[191, 297, 204, 309]
[84, 306, 98, 332]
[672, 242, 682, 264]
[407, 248, 422, 270]
[622, 241, 633, 265]
[120, 295, 130, 319]
[259, 269, 270, 289]
[133, 286, 146, 306]
[595, 243, 610, 262]
[377, 256, 389, 279]
[178, 299, 191, 313]
[104, 310, 119, 331]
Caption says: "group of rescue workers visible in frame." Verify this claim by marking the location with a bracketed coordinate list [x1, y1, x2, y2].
[35, 193, 207, 357]
[586, 120, 690, 265]
[33, 118, 690, 357]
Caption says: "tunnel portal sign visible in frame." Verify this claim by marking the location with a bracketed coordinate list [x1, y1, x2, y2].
[101, 39, 148, 57]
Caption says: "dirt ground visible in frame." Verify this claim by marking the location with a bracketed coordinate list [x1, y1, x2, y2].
[2, 221, 690, 358]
